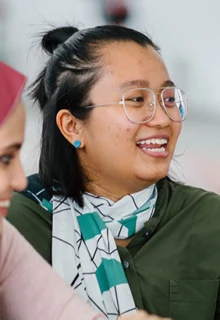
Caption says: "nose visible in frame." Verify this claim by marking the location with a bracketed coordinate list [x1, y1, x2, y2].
[147, 98, 171, 128]
[11, 159, 27, 192]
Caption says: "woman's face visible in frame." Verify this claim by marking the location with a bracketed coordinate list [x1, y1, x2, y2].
[78, 42, 182, 200]
[0, 101, 27, 233]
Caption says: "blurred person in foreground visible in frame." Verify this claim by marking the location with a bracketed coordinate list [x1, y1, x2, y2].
[7, 24, 220, 320]
[0, 61, 162, 320]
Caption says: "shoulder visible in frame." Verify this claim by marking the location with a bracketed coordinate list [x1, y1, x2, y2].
[20, 173, 53, 211]
[8, 173, 53, 220]
[7, 174, 52, 263]
[0, 220, 23, 278]
[7, 175, 52, 239]
[7, 173, 52, 226]
[168, 178, 220, 208]
[159, 177, 220, 224]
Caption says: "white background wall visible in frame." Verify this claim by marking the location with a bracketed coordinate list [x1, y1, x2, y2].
[1, 0, 220, 192]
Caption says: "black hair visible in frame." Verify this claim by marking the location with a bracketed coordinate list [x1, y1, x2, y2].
[30, 24, 159, 207]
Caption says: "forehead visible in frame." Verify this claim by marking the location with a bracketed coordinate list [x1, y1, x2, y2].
[99, 41, 169, 90]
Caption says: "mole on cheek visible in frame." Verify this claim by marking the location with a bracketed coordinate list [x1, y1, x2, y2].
[138, 60, 143, 67]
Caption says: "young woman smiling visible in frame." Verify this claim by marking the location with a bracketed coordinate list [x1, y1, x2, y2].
[7, 25, 220, 320]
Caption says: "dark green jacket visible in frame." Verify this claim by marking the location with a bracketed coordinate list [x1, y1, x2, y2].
[7, 174, 220, 320]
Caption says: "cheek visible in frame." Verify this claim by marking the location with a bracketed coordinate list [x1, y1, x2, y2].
[0, 169, 11, 201]
[0, 169, 8, 190]
[0, 165, 16, 194]
[87, 109, 137, 147]
[172, 122, 182, 142]
[105, 122, 136, 152]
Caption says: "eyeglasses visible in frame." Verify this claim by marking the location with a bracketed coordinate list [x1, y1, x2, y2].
[84, 87, 188, 123]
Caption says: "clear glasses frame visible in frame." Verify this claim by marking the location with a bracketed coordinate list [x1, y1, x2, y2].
[84, 87, 188, 124]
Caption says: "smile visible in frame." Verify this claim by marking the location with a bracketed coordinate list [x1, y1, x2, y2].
[136, 138, 169, 158]
[0, 200, 11, 208]
[0, 199, 11, 217]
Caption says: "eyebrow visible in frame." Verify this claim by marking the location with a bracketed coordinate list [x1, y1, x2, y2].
[119, 79, 150, 89]
[0, 143, 23, 153]
[162, 80, 176, 87]
[118, 79, 176, 90]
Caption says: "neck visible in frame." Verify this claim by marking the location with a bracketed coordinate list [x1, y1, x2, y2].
[86, 179, 156, 202]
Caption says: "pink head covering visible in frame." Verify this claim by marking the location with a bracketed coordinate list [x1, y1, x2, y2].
[0, 62, 26, 126]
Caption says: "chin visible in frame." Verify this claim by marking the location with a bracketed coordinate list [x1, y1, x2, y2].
[137, 167, 169, 185]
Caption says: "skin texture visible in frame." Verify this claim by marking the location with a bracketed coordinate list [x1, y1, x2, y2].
[57, 42, 182, 202]
[0, 101, 27, 233]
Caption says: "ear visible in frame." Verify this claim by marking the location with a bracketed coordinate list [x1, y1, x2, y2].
[56, 109, 85, 148]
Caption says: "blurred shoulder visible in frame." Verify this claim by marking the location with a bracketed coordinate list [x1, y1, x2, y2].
[7, 173, 52, 226]
[162, 177, 220, 218]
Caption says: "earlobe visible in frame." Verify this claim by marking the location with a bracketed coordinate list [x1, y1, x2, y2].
[56, 109, 84, 147]
[73, 140, 81, 149]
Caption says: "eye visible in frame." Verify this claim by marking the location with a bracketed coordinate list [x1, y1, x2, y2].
[165, 97, 175, 102]
[131, 96, 144, 103]
[0, 155, 14, 166]
[125, 95, 145, 106]
[164, 96, 176, 107]
[124, 89, 148, 107]
[125, 95, 144, 102]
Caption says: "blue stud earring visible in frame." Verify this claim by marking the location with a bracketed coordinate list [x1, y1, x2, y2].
[73, 140, 81, 149]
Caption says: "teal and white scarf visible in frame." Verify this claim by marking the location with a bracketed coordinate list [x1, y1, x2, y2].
[52, 184, 157, 319]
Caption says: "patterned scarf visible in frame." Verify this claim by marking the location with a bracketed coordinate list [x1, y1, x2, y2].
[52, 184, 157, 319]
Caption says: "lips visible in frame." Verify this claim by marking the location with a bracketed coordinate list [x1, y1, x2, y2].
[0, 199, 11, 216]
[0, 200, 10, 208]
[136, 136, 169, 158]
[137, 138, 168, 149]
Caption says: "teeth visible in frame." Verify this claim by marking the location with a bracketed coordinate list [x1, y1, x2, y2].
[137, 138, 168, 145]
[142, 147, 165, 152]
[0, 200, 10, 208]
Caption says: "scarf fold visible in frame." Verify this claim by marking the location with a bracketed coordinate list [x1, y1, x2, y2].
[52, 184, 157, 319]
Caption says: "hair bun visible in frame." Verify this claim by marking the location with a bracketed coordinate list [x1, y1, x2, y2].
[41, 26, 79, 54]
